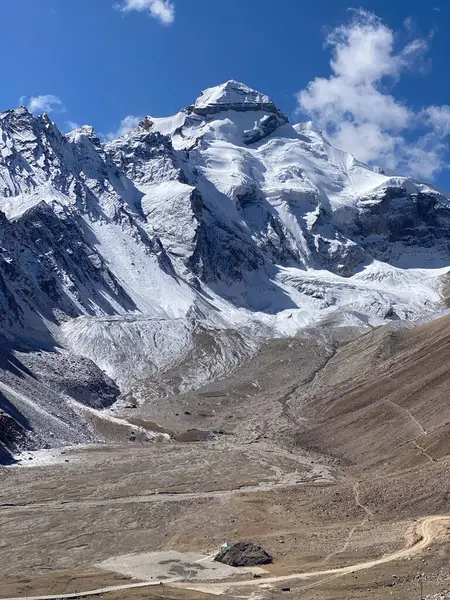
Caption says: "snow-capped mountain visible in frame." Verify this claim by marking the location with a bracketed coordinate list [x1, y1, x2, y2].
[1, 80, 450, 459]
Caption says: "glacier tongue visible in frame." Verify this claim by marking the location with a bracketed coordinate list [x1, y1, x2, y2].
[1, 81, 450, 457]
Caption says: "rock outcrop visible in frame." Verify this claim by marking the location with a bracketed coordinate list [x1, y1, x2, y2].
[214, 542, 273, 567]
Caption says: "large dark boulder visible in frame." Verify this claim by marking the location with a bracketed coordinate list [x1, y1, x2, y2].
[214, 542, 273, 567]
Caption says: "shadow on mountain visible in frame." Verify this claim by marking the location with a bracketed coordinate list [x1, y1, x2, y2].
[0, 390, 31, 431]
[0, 350, 36, 380]
[0, 388, 31, 466]
[208, 267, 298, 313]
[0, 445, 17, 466]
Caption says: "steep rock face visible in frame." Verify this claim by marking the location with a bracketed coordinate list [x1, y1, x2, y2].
[0, 202, 137, 344]
[353, 188, 450, 267]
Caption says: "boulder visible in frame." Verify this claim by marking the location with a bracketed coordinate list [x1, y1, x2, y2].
[214, 542, 273, 567]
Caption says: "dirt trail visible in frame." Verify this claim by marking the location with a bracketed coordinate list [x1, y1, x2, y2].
[0, 471, 327, 514]
[324, 480, 373, 562]
[413, 440, 436, 463]
[176, 515, 450, 594]
[2, 516, 449, 600]
[353, 481, 373, 519]
[384, 398, 427, 436]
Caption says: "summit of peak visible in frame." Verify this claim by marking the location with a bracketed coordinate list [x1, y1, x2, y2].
[195, 80, 272, 108]
[66, 125, 102, 149]
[14, 105, 31, 116]
[0, 105, 33, 122]
[191, 80, 279, 116]
[67, 124, 96, 137]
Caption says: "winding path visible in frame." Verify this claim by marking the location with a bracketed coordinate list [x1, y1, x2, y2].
[178, 515, 450, 594]
[2, 516, 449, 600]
[384, 398, 427, 436]
[324, 480, 373, 562]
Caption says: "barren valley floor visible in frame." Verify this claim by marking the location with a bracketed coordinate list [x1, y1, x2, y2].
[2, 317, 450, 600]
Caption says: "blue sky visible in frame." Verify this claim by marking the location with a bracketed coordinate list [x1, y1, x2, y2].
[2, 0, 450, 186]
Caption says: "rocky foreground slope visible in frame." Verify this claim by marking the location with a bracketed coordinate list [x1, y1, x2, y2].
[1, 80, 450, 460]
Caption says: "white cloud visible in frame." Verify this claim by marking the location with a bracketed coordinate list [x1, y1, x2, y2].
[66, 120, 81, 131]
[27, 94, 65, 114]
[296, 10, 450, 180]
[119, 0, 175, 24]
[424, 105, 450, 136]
[104, 115, 142, 140]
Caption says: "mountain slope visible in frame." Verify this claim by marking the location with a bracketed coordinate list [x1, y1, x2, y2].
[1, 80, 450, 459]
[292, 312, 450, 473]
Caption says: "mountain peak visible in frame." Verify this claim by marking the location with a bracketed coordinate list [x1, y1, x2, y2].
[191, 80, 278, 116]
[66, 124, 96, 139]
[195, 80, 272, 108]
